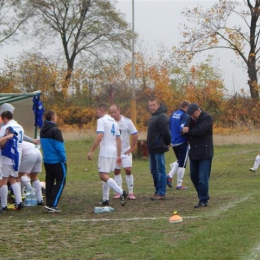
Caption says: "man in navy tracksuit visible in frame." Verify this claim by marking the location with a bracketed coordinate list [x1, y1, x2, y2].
[40, 110, 67, 213]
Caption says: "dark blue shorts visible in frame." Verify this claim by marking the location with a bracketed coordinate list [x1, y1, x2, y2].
[172, 142, 189, 168]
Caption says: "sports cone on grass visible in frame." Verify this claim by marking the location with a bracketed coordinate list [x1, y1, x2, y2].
[169, 210, 183, 223]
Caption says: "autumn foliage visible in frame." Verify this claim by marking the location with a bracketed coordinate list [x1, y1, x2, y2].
[0, 52, 259, 133]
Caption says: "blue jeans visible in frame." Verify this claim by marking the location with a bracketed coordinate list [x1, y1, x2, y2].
[190, 158, 212, 203]
[149, 153, 167, 196]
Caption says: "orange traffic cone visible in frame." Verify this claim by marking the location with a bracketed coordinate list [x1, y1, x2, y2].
[169, 210, 183, 223]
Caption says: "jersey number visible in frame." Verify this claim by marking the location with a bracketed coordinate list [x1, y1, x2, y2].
[18, 130, 23, 143]
[111, 124, 115, 136]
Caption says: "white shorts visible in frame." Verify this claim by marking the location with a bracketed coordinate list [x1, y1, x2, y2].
[98, 156, 116, 173]
[115, 153, 132, 169]
[2, 164, 18, 178]
[19, 149, 42, 173]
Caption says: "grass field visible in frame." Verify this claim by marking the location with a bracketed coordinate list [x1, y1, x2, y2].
[1, 136, 260, 260]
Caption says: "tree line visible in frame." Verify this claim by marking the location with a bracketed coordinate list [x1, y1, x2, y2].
[0, 0, 260, 130]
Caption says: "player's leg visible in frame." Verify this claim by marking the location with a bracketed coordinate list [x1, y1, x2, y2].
[30, 150, 44, 205]
[19, 151, 37, 194]
[44, 163, 55, 209]
[20, 173, 32, 191]
[100, 181, 110, 205]
[176, 142, 189, 190]
[30, 173, 44, 205]
[167, 147, 179, 188]
[113, 168, 122, 199]
[99, 156, 127, 206]
[9, 173, 23, 210]
[249, 153, 260, 172]
[48, 162, 66, 209]
[0, 176, 9, 210]
[123, 153, 135, 199]
[167, 161, 179, 188]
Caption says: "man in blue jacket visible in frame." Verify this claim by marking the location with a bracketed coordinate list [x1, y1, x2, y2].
[167, 100, 190, 190]
[182, 103, 213, 208]
[40, 110, 67, 213]
[147, 97, 171, 200]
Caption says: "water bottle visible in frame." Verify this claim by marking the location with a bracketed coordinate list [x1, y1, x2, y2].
[31, 187, 37, 206]
[94, 206, 115, 213]
[24, 187, 37, 206]
[24, 189, 32, 206]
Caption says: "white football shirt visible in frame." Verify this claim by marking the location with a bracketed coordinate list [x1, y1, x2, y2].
[118, 116, 138, 154]
[97, 114, 120, 158]
[0, 119, 24, 165]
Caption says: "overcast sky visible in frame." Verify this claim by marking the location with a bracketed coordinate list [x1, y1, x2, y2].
[0, 0, 248, 94]
[115, 0, 248, 95]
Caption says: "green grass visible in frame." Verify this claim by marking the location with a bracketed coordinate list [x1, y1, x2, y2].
[1, 140, 260, 260]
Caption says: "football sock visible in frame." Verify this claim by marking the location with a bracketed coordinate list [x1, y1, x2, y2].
[126, 174, 134, 193]
[107, 178, 123, 195]
[177, 167, 185, 187]
[253, 155, 260, 170]
[11, 182, 22, 204]
[21, 175, 32, 191]
[32, 180, 43, 202]
[0, 185, 8, 207]
[168, 161, 179, 178]
[114, 174, 122, 188]
[102, 182, 110, 201]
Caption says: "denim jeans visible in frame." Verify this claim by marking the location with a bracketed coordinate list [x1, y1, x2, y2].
[149, 153, 167, 196]
[189, 158, 212, 203]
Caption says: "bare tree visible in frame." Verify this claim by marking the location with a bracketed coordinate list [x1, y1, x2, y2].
[177, 0, 260, 99]
[0, 0, 30, 44]
[28, 0, 133, 94]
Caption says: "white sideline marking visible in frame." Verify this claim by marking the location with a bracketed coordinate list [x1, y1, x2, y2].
[206, 194, 251, 218]
[1, 216, 198, 224]
[241, 244, 260, 260]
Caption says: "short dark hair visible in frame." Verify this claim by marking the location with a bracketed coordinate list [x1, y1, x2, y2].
[180, 100, 191, 109]
[97, 103, 108, 112]
[148, 96, 160, 104]
[1, 111, 13, 120]
[45, 110, 56, 121]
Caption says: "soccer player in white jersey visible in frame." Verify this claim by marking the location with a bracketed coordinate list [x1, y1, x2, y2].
[110, 105, 138, 200]
[0, 103, 40, 145]
[0, 111, 24, 210]
[87, 103, 128, 206]
[19, 141, 44, 205]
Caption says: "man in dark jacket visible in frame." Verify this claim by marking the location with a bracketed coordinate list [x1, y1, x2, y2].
[40, 110, 67, 213]
[182, 103, 213, 208]
[147, 97, 171, 200]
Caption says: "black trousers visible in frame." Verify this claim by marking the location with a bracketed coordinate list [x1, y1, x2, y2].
[44, 162, 67, 207]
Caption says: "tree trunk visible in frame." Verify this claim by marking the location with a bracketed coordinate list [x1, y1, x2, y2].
[247, 0, 260, 99]
[247, 64, 259, 99]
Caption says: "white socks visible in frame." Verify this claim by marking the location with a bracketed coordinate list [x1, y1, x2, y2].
[168, 161, 179, 178]
[126, 175, 134, 194]
[11, 182, 22, 204]
[114, 174, 122, 188]
[114, 174, 134, 194]
[21, 175, 32, 191]
[177, 167, 185, 187]
[0, 185, 8, 207]
[102, 182, 110, 201]
[253, 155, 260, 170]
[106, 178, 123, 195]
[32, 180, 43, 202]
